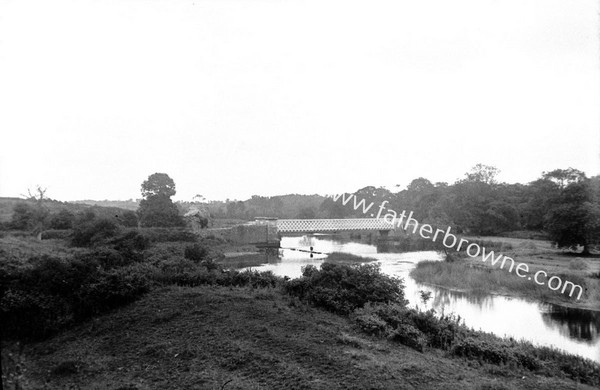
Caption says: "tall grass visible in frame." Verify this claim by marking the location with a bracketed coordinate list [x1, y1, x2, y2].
[325, 252, 377, 263]
[410, 261, 551, 299]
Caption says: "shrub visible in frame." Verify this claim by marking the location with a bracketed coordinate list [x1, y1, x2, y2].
[72, 267, 150, 319]
[1, 254, 150, 340]
[41, 229, 72, 240]
[352, 303, 461, 350]
[76, 248, 129, 269]
[184, 243, 209, 262]
[72, 218, 120, 247]
[388, 323, 426, 352]
[139, 228, 197, 243]
[119, 211, 139, 227]
[110, 230, 150, 263]
[451, 337, 513, 365]
[352, 309, 389, 335]
[49, 209, 75, 230]
[0, 289, 72, 339]
[283, 262, 406, 314]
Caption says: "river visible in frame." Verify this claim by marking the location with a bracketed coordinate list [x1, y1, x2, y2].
[244, 235, 600, 363]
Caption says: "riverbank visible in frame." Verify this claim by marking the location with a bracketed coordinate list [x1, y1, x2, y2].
[411, 236, 600, 311]
[4, 285, 597, 390]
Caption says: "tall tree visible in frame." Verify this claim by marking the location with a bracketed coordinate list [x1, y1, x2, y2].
[542, 168, 586, 190]
[137, 173, 184, 227]
[544, 180, 600, 254]
[464, 164, 500, 185]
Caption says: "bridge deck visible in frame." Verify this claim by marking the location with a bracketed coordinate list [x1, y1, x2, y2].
[276, 218, 394, 233]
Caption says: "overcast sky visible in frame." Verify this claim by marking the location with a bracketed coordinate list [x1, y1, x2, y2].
[1, 0, 599, 202]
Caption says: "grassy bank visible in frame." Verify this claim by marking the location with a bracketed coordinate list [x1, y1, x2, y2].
[4, 285, 598, 390]
[411, 260, 561, 301]
[431, 236, 600, 309]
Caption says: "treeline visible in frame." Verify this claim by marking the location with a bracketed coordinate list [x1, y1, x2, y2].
[319, 165, 600, 251]
[197, 194, 326, 220]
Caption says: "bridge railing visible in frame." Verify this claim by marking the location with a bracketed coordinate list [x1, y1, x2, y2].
[276, 218, 396, 233]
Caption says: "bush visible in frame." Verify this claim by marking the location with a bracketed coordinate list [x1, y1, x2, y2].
[0, 289, 72, 339]
[110, 230, 150, 262]
[49, 209, 75, 230]
[72, 218, 120, 247]
[184, 243, 209, 262]
[41, 229, 72, 240]
[72, 267, 150, 319]
[139, 228, 197, 243]
[0, 254, 150, 340]
[388, 323, 426, 352]
[451, 337, 514, 365]
[352, 303, 461, 350]
[76, 248, 129, 269]
[283, 262, 406, 314]
[119, 211, 139, 227]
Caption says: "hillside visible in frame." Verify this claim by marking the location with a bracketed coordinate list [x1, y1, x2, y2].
[0, 197, 136, 224]
[4, 285, 594, 390]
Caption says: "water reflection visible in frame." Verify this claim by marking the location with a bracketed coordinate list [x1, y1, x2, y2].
[245, 235, 600, 363]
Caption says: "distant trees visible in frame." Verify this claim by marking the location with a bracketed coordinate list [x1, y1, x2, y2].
[296, 207, 317, 219]
[320, 165, 600, 252]
[137, 173, 184, 227]
[542, 168, 586, 189]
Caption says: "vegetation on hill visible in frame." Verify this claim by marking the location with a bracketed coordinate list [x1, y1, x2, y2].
[2, 225, 599, 388]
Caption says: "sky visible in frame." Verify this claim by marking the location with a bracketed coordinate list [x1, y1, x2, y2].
[1, 0, 599, 202]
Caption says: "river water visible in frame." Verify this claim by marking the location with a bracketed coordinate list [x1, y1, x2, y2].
[245, 235, 600, 363]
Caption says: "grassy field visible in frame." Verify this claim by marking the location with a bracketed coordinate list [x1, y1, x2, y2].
[411, 236, 600, 310]
[4, 285, 597, 390]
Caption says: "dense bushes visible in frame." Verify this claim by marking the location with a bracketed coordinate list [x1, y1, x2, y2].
[352, 303, 460, 351]
[138, 228, 197, 243]
[184, 243, 209, 262]
[283, 262, 406, 314]
[40, 229, 72, 240]
[350, 301, 599, 386]
[0, 255, 150, 340]
[72, 217, 119, 247]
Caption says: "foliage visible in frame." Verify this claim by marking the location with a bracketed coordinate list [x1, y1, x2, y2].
[138, 227, 197, 243]
[119, 210, 139, 227]
[138, 195, 184, 227]
[49, 208, 75, 229]
[352, 303, 460, 350]
[325, 252, 377, 263]
[72, 217, 120, 247]
[137, 173, 184, 228]
[0, 254, 150, 340]
[10, 202, 48, 231]
[545, 180, 600, 254]
[40, 229, 72, 240]
[141, 173, 177, 198]
[184, 243, 209, 262]
[351, 302, 600, 386]
[283, 262, 406, 314]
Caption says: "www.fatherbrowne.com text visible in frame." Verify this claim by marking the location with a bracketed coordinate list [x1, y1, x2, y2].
[331, 193, 584, 300]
